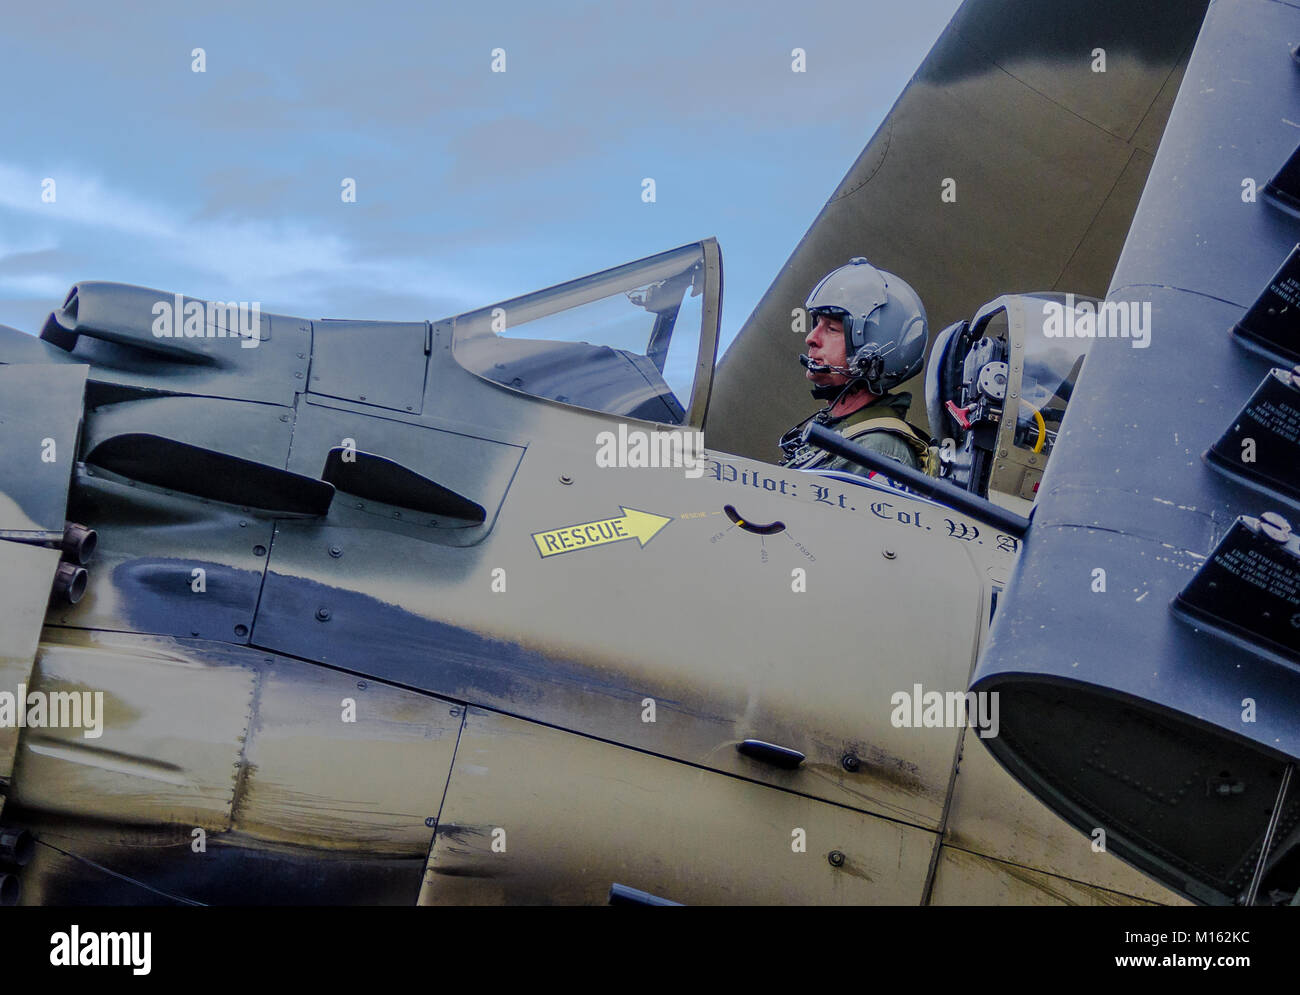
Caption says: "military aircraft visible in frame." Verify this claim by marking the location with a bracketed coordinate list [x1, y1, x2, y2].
[3, 0, 1282, 906]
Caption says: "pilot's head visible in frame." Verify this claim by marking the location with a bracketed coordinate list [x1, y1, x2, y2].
[801, 257, 928, 400]
[803, 312, 849, 389]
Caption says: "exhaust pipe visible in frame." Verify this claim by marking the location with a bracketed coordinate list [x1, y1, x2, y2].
[0, 829, 35, 906]
[61, 522, 97, 565]
[0, 828, 34, 867]
[52, 561, 88, 604]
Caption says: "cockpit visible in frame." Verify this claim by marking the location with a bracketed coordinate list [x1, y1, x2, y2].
[446, 241, 1089, 522]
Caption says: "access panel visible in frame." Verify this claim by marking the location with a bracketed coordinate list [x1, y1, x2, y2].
[418, 707, 935, 905]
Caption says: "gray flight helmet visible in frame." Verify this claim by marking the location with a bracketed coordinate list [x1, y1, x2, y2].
[805, 257, 928, 394]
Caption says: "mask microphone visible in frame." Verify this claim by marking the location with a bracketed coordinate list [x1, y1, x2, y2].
[801, 353, 853, 376]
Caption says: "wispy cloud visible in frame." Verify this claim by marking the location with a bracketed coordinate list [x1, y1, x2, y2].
[0, 160, 503, 319]
[0, 0, 963, 344]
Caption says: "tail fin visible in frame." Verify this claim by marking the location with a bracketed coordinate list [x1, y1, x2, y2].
[706, 0, 1209, 461]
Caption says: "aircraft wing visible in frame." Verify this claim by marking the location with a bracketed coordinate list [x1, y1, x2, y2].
[972, 0, 1300, 906]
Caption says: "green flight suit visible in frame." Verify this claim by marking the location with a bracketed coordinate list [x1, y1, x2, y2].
[781, 391, 925, 477]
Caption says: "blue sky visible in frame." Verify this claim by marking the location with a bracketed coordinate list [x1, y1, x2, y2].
[0, 0, 961, 355]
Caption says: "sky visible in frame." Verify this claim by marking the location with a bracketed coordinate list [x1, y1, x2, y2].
[0, 0, 963, 357]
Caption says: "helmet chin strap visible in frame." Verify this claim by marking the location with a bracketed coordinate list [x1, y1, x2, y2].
[801, 353, 853, 400]
[813, 382, 870, 412]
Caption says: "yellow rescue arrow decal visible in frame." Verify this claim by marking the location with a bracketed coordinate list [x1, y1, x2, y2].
[532, 507, 673, 558]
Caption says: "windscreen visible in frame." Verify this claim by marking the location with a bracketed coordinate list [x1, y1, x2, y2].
[1012, 296, 1090, 456]
[452, 244, 706, 425]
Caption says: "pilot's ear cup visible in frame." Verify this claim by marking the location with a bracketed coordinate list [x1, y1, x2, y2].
[897, 315, 928, 381]
[900, 314, 927, 356]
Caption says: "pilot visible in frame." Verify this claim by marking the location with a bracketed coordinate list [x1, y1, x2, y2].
[778, 257, 931, 478]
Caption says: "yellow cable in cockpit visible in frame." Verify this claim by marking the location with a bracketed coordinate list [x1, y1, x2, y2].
[1021, 401, 1047, 453]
